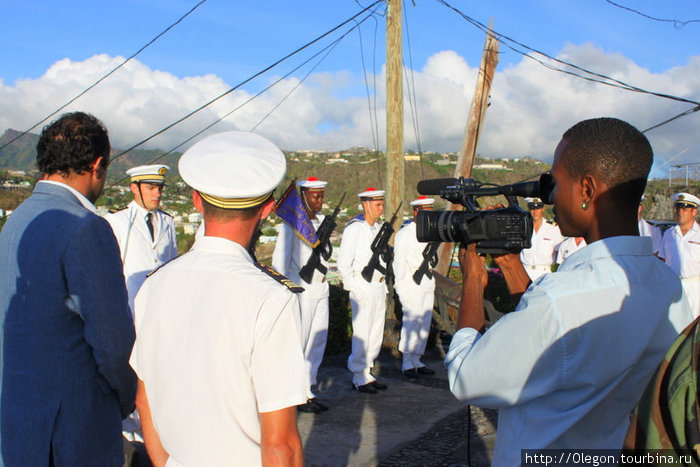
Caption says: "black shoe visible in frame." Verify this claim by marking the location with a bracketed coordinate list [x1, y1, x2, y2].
[416, 366, 436, 375]
[354, 383, 378, 394]
[297, 400, 321, 413]
[309, 398, 329, 411]
[370, 380, 388, 390]
[402, 368, 419, 379]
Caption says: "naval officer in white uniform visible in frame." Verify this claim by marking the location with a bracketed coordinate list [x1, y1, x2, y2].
[130, 131, 307, 467]
[105, 164, 178, 315]
[394, 196, 437, 379]
[272, 176, 331, 413]
[519, 197, 564, 281]
[658, 192, 700, 318]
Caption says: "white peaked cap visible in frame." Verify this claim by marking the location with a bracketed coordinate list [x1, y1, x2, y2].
[178, 131, 286, 209]
[358, 187, 385, 199]
[410, 196, 435, 207]
[524, 197, 543, 204]
[673, 192, 700, 207]
[126, 164, 170, 184]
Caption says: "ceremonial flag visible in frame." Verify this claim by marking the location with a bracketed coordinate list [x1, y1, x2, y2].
[274, 180, 319, 248]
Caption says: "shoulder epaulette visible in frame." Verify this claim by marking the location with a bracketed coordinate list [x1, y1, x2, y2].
[157, 209, 173, 218]
[108, 205, 128, 214]
[254, 262, 305, 293]
[146, 254, 182, 278]
[400, 219, 412, 228]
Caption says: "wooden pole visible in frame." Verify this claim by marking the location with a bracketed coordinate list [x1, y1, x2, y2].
[385, 0, 404, 231]
[434, 21, 499, 276]
[384, 0, 404, 350]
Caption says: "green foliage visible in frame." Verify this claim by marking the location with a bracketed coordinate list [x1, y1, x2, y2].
[261, 227, 277, 237]
[176, 228, 196, 255]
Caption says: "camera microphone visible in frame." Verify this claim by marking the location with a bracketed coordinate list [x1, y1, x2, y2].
[417, 178, 458, 195]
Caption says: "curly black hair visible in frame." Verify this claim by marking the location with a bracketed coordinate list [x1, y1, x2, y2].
[36, 112, 110, 175]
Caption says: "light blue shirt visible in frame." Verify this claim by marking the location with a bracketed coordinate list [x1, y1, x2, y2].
[446, 236, 693, 467]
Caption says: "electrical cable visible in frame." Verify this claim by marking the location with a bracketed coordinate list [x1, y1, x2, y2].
[435, 0, 700, 108]
[642, 105, 700, 133]
[108, 0, 385, 164]
[0, 0, 210, 152]
[357, 20, 380, 153]
[402, 0, 425, 180]
[604, 0, 700, 29]
[103, 7, 381, 190]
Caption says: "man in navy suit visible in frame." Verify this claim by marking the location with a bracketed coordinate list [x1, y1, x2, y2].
[0, 112, 137, 466]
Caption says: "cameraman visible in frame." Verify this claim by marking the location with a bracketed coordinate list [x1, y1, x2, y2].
[445, 117, 694, 466]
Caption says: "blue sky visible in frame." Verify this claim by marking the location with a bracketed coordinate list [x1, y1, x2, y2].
[1, 0, 699, 176]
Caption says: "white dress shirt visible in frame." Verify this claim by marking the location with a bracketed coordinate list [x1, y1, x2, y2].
[131, 236, 307, 466]
[446, 236, 693, 467]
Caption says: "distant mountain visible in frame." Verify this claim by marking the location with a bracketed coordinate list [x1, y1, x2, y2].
[0, 129, 39, 172]
[0, 128, 182, 183]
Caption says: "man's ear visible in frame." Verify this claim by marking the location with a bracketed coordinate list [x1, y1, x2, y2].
[192, 191, 204, 214]
[259, 197, 275, 220]
[90, 156, 105, 176]
[581, 174, 596, 204]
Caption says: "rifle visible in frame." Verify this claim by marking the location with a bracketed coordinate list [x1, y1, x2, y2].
[412, 241, 440, 285]
[298, 193, 346, 284]
[361, 202, 402, 283]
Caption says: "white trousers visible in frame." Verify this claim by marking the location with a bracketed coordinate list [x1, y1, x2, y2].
[347, 285, 386, 386]
[299, 292, 329, 397]
[398, 289, 434, 370]
[681, 276, 700, 319]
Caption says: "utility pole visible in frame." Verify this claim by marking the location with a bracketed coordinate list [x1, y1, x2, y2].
[384, 0, 404, 350]
[435, 21, 499, 276]
[385, 0, 404, 230]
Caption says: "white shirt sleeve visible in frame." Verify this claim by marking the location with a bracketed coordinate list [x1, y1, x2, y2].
[252, 291, 307, 412]
[445, 285, 563, 408]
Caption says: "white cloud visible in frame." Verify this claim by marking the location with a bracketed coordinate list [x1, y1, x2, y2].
[1, 47, 698, 173]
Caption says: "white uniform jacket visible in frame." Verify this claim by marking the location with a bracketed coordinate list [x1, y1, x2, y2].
[393, 221, 436, 296]
[105, 200, 178, 313]
[658, 222, 700, 279]
[272, 214, 329, 299]
[520, 221, 564, 270]
[337, 217, 387, 292]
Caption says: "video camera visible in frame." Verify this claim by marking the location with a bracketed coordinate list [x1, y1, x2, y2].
[415, 173, 555, 254]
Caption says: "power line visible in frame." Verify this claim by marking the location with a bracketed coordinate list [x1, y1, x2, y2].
[103, 20, 364, 191]
[357, 18, 380, 152]
[643, 104, 700, 133]
[0, 0, 209, 152]
[604, 0, 700, 29]
[435, 0, 700, 108]
[108, 0, 385, 164]
[403, 0, 425, 180]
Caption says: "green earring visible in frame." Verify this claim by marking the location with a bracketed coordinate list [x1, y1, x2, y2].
[581, 201, 588, 210]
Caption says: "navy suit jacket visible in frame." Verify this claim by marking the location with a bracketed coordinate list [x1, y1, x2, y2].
[0, 182, 136, 466]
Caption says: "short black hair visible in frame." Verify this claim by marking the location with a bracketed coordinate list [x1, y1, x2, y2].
[36, 112, 110, 175]
[561, 117, 652, 206]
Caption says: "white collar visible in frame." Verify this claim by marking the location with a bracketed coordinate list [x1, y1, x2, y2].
[38, 180, 96, 212]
